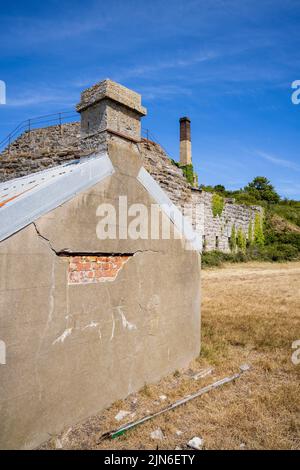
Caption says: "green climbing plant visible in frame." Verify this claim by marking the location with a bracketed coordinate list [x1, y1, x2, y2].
[212, 193, 225, 217]
[230, 225, 237, 252]
[181, 164, 194, 185]
[237, 227, 247, 253]
[254, 213, 265, 247]
[248, 220, 253, 246]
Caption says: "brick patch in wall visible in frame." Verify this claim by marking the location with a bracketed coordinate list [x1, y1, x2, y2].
[67, 255, 131, 284]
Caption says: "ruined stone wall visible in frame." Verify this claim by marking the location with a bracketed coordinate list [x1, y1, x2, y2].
[139, 140, 262, 253]
[0, 123, 81, 181]
[0, 123, 262, 252]
[195, 190, 263, 252]
[139, 139, 192, 208]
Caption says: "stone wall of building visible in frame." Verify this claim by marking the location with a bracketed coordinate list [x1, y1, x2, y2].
[0, 123, 81, 181]
[138, 139, 263, 253]
[0, 122, 262, 252]
[195, 190, 263, 252]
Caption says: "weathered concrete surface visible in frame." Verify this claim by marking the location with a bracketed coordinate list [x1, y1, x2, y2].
[0, 142, 201, 449]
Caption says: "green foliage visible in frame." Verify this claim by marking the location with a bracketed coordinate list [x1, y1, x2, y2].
[230, 225, 236, 251]
[202, 250, 249, 268]
[181, 164, 194, 185]
[199, 184, 227, 195]
[234, 192, 266, 206]
[237, 227, 247, 253]
[213, 184, 226, 194]
[170, 158, 180, 168]
[248, 220, 253, 246]
[244, 176, 280, 204]
[271, 200, 300, 227]
[202, 244, 299, 268]
[259, 244, 298, 261]
[254, 213, 265, 246]
[202, 209, 300, 268]
[212, 193, 224, 217]
[201, 176, 282, 207]
[200, 176, 300, 266]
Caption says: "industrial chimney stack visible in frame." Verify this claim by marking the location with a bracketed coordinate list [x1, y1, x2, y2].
[179, 116, 192, 165]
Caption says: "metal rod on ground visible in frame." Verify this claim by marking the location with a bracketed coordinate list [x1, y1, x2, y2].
[99, 365, 250, 441]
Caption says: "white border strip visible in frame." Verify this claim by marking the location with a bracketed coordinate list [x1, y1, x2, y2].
[0, 153, 114, 242]
[137, 167, 201, 252]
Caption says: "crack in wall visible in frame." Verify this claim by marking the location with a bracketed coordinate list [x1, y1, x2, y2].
[32, 222, 162, 257]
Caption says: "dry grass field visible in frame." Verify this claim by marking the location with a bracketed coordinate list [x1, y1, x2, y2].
[44, 261, 300, 450]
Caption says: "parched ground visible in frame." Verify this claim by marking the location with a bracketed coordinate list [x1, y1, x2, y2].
[43, 261, 300, 450]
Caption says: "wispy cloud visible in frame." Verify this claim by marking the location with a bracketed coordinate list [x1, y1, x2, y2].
[256, 150, 300, 171]
[0, 13, 109, 51]
[136, 84, 192, 101]
[276, 183, 300, 197]
[123, 52, 217, 79]
[6, 88, 77, 108]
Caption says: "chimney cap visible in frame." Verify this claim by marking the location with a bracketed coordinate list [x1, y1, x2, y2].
[76, 79, 147, 116]
[179, 116, 191, 123]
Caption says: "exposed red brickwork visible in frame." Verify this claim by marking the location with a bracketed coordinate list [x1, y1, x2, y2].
[67, 255, 130, 284]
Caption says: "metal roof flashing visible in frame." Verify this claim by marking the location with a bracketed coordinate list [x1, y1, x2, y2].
[0, 152, 114, 242]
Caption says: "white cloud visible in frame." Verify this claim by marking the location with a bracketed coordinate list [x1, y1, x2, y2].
[6, 88, 77, 108]
[256, 150, 300, 171]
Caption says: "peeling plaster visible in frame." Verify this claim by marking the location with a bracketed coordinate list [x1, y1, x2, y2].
[110, 313, 115, 341]
[117, 306, 137, 331]
[53, 328, 73, 345]
[83, 321, 99, 330]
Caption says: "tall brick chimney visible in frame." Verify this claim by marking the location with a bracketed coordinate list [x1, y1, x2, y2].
[179, 116, 192, 166]
[76, 79, 147, 152]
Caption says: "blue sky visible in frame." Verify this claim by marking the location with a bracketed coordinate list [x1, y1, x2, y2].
[0, 0, 299, 198]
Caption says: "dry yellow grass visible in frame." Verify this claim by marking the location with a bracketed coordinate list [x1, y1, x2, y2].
[43, 261, 300, 450]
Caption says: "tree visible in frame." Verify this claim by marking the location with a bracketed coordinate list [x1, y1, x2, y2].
[214, 185, 226, 194]
[244, 177, 280, 204]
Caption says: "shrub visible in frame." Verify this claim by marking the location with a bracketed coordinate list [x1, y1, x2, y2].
[248, 220, 253, 247]
[230, 225, 236, 251]
[237, 227, 247, 253]
[212, 193, 224, 217]
[181, 164, 194, 185]
[202, 250, 251, 267]
[259, 244, 298, 262]
[254, 213, 265, 246]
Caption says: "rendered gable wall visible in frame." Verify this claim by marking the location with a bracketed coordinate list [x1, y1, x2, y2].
[0, 142, 201, 449]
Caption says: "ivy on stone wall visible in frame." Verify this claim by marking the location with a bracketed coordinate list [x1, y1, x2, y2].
[181, 164, 195, 186]
[237, 227, 247, 253]
[248, 220, 253, 246]
[171, 159, 180, 168]
[170, 160, 195, 186]
[254, 213, 265, 246]
[212, 193, 225, 218]
[230, 225, 237, 251]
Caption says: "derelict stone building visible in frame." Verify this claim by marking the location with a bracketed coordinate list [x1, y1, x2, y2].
[0, 80, 201, 449]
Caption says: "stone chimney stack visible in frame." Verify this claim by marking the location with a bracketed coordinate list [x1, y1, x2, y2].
[76, 79, 147, 151]
[179, 116, 192, 166]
